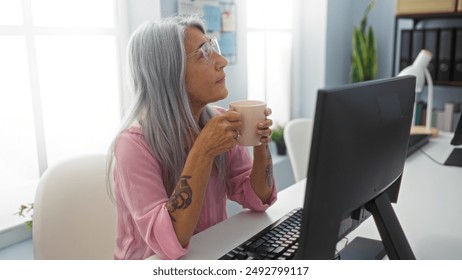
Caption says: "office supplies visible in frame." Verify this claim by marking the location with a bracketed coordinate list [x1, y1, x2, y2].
[411, 30, 424, 62]
[453, 29, 462, 81]
[399, 30, 412, 71]
[220, 76, 416, 260]
[443, 101, 460, 132]
[424, 29, 439, 80]
[413, 100, 425, 125]
[437, 29, 454, 81]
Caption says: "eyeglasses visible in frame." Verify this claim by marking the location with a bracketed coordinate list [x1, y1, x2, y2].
[187, 37, 221, 62]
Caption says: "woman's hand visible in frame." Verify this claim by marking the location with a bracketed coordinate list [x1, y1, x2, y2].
[257, 108, 273, 145]
[194, 110, 242, 159]
[251, 107, 275, 204]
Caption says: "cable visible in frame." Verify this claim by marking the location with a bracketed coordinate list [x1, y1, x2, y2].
[417, 147, 445, 166]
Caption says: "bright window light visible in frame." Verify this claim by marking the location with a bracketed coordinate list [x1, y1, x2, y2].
[31, 0, 115, 27]
[247, 32, 266, 101]
[0, 36, 40, 189]
[266, 32, 291, 124]
[0, 0, 23, 26]
[35, 35, 120, 165]
[246, 0, 294, 125]
[0, 1, 123, 195]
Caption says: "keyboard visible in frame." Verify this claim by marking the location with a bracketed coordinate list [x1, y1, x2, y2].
[406, 134, 431, 157]
[219, 208, 302, 260]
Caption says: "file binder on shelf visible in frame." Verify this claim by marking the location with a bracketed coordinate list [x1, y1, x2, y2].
[400, 30, 412, 72]
[424, 29, 439, 81]
[437, 29, 454, 81]
[411, 30, 424, 62]
[453, 29, 462, 82]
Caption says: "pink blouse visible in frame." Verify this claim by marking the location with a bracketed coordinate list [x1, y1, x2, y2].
[113, 124, 277, 260]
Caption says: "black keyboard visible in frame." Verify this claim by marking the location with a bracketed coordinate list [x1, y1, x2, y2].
[406, 134, 431, 157]
[219, 208, 302, 260]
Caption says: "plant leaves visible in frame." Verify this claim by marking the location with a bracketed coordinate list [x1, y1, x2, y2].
[350, 0, 377, 83]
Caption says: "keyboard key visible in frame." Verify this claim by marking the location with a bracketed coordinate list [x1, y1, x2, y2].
[273, 246, 285, 255]
[248, 238, 265, 251]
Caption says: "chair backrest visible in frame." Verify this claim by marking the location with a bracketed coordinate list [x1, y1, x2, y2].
[33, 154, 117, 259]
[283, 118, 314, 182]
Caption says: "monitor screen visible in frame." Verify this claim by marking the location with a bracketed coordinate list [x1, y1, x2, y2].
[444, 112, 462, 167]
[296, 76, 417, 260]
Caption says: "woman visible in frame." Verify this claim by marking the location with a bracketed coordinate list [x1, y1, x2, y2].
[107, 15, 277, 260]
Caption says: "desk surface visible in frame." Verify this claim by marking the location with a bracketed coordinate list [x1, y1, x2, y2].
[149, 132, 462, 260]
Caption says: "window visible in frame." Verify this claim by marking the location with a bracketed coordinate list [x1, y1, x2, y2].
[246, 0, 295, 126]
[0, 0, 125, 229]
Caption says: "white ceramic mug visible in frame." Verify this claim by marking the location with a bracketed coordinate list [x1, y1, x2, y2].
[229, 100, 267, 146]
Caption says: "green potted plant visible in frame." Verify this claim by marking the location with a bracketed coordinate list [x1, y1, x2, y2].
[16, 203, 33, 230]
[271, 125, 286, 155]
[350, 0, 378, 83]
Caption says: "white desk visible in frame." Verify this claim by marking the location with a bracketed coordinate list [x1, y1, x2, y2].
[150, 132, 462, 260]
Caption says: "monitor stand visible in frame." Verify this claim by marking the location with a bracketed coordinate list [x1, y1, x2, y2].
[338, 237, 386, 260]
[367, 191, 416, 260]
[444, 148, 462, 167]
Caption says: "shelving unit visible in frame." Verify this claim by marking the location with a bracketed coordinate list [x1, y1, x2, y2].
[392, 12, 462, 87]
[392, 8, 462, 132]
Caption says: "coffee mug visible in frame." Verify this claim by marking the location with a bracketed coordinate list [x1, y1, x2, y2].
[229, 100, 267, 146]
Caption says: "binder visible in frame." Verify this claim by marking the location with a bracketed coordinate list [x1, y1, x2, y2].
[437, 29, 454, 81]
[400, 30, 412, 72]
[453, 29, 462, 81]
[443, 102, 461, 132]
[436, 110, 446, 131]
[415, 100, 425, 125]
[424, 29, 439, 81]
[411, 29, 424, 62]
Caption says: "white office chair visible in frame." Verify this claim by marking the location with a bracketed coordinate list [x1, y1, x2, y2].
[283, 118, 314, 182]
[33, 154, 117, 259]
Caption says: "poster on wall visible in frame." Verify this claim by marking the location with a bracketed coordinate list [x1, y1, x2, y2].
[178, 0, 237, 64]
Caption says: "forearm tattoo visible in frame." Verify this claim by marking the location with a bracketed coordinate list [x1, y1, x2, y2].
[265, 146, 274, 188]
[167, 175, 193, 222]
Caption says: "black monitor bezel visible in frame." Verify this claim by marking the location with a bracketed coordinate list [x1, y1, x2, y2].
[450, 112, 462, 146]
[296, 76, 417, 260]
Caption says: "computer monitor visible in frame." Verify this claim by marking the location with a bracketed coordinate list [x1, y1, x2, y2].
[296, 76, 417, 260]
[444, 112, 462, 167]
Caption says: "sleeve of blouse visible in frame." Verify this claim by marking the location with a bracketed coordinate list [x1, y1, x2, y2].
[114, 131, 189, 260]
[226, 146, 277, 211]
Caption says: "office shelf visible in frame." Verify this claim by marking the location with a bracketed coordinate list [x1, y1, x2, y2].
[392, 12, 462, 86]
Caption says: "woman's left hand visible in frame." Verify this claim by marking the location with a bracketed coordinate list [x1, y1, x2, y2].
[257, 108, 273, 144]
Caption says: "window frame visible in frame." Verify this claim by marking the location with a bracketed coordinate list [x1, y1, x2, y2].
[245, 0, 296, 126]
[0, 0, 129, 247]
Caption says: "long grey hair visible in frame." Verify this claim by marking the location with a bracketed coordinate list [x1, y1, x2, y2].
[107, 15, 228, 198]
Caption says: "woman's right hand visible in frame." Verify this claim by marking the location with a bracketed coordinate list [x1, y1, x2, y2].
[194, 111, 242, 159]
